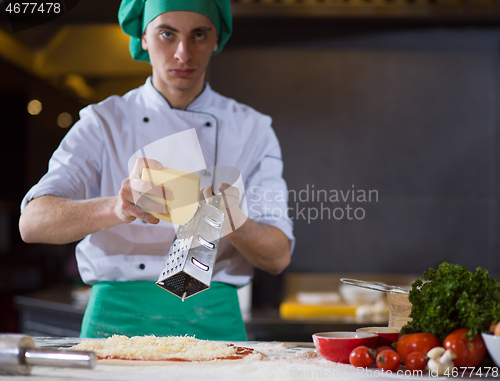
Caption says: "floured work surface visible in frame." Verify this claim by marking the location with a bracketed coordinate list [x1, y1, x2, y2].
[28, 338, 325, 381]
[30, 337, 496, 381]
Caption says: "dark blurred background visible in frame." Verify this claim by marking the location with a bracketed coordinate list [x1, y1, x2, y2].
[0, 0, 499, 338]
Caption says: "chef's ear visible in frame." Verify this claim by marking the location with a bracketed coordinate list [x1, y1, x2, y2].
[213, 38, 218, 53]
[142, 29, 149, 51]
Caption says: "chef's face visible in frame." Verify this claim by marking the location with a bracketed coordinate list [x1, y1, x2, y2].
[142, 11, 218, 101]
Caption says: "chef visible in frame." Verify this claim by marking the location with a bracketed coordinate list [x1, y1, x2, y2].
[18, 0, 294, 340]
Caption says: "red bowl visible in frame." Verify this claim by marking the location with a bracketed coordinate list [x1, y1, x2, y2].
[356, 327, 400, 346]
[312, 332, 378, 364]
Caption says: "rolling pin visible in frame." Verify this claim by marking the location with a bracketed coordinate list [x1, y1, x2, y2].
[0, 334, 96, 375]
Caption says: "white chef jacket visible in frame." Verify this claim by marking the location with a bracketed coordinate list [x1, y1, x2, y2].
[21, 77, 294, 287]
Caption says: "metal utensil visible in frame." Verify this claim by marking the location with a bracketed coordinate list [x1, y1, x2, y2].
[156, 194, 225, 300]
[0, 334, 96, 375]
[340, 278, 410, 294]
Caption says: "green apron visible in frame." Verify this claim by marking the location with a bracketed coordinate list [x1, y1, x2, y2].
[80, 281, 247, 341]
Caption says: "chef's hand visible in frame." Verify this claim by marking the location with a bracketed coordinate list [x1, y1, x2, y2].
[200, 183, 247, 236]
[115, 158, 170, 224]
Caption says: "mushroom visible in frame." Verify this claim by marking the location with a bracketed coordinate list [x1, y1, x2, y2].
[427, 347, 456, 376]
[441, 349, 457, 364]
[427, 347, 445, 360]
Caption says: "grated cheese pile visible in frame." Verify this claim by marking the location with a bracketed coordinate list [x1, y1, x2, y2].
[72, 335, 238, 361]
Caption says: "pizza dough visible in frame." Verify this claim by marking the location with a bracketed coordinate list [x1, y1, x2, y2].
[96, 358, 243, 366]
[71, 335, 258, 365]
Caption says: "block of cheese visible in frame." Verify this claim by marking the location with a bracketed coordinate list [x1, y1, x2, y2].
[141, 167, 200, 225]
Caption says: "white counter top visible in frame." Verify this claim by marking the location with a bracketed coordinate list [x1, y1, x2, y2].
[1, 337, 494, 381]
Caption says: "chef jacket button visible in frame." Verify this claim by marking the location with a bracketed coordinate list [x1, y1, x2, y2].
[143, 117, 149, 123]
[139, 263, 145, 270]
[205, 122, 211, 127]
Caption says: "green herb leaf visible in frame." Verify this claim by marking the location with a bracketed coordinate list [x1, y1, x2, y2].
[400, 262, 500, 341]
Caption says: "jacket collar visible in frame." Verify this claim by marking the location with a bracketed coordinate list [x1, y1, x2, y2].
[143, 76, 213, 112]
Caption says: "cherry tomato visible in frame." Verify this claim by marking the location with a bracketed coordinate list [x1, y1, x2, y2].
[349, 346, 374, 368]
[376, 346, 393, 355]
[397, 333, 440, 363]
[376, 349, 401, 372]
[443, 328, 486, 368]
[489, 320, 497, 334]
[495, 323, 500, 337]
[405, 351, 427, 371]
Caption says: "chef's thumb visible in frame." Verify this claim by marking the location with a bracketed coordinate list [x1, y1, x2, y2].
[219, 183, 231, 193]
[142, 158, 163, 170]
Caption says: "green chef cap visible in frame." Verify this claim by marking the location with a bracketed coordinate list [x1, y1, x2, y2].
[118, 0, 232, 62]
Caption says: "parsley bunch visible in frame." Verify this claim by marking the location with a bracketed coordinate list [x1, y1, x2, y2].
[400, 262, 500, 341]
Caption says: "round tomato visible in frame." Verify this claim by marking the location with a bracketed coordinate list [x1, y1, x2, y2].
[495, 323, 500, 337]
[443, 328, 486, 368]
[376, 346, 393, 355]
[349, 346, 374, 368]
[489, 320, 497, 333]
[376, 349, 401, 372]
[397, 333, 440, 363]
[405, 351, 427, 371]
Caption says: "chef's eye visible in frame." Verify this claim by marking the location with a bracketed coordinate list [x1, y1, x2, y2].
[161, 31, 173, 39]
[194, 33, 206, 40]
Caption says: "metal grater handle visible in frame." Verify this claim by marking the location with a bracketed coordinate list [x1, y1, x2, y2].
[340, 278, 409, 294]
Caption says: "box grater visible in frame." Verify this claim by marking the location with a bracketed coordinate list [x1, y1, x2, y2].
[156, 195, 225, 300]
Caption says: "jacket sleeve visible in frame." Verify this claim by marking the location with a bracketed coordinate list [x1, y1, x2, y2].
[245, 123, 295, 253]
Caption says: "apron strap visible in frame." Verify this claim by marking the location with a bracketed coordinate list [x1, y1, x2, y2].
[80, 281, 247, 341]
